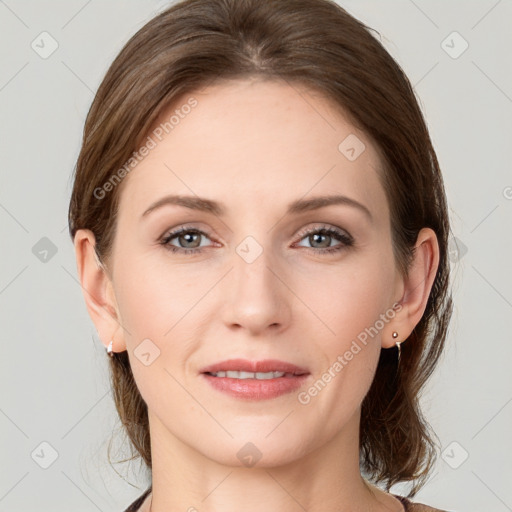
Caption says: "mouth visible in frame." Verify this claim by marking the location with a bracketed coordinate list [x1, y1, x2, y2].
[205, 370, 304, 379]
[200, 359, 311, 400]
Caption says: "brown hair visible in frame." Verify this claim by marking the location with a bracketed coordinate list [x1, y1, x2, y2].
[68, 0, 453, 497]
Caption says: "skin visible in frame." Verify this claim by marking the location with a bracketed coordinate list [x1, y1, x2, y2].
[74, 78, 439, 512]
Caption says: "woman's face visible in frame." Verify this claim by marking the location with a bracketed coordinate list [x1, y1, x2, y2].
[106, 78, 404, 466]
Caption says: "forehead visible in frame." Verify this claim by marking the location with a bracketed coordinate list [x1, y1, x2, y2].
[118, 78, 388, 223]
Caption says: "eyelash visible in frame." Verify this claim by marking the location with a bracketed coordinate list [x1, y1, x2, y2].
[160, 224, 354, 255]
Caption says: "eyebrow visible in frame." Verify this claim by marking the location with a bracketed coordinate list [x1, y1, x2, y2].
[141, 193, 372, 221]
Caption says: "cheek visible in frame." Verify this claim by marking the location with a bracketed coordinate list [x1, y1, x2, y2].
[293, 251, 395, 404]
[113, 258, 204, 409]
[113, 251, 206, 337]
[294, 264, 390, 426]
[298, 254, 396, 345]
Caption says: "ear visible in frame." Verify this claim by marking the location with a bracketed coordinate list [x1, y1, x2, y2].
[381, 227, 440, 348]
[73, 229, 126, 353]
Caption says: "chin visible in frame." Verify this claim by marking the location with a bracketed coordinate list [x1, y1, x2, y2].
[199, 431, 312, 469]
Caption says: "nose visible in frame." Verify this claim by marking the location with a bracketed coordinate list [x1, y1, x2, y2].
[221, 243, 292, 336]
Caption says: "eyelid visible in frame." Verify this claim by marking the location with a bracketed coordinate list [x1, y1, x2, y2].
[160, 223, 214, 239]
[295, 223, 353, 242]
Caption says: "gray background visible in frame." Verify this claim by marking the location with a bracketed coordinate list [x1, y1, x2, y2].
[1, 0, 511, 511]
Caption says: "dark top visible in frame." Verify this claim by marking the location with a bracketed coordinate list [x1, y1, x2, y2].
[123, 486, 452, 512]
[124, 487, 151, 512]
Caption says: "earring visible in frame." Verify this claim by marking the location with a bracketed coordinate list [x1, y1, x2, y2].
[107, 340, 114, 357]
[392, 332, 402, 364]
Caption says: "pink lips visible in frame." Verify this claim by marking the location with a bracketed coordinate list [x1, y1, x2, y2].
[200, 358, 309, 375]
[200, 358, 311, 400]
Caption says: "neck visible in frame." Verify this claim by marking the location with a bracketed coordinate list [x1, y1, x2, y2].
[143, 408, 403, 512]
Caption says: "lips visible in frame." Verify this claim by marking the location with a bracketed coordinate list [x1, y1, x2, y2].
[200, 359, 311, 400]
[200, 358, 309, 376]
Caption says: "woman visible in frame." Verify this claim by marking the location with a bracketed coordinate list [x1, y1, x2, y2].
[68, 0, 454, 510]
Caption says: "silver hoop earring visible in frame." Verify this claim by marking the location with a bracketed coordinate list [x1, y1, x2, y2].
[107, 340, 114, 357]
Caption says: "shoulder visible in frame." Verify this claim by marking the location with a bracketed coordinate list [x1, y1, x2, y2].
[393, 494, 454, 512]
